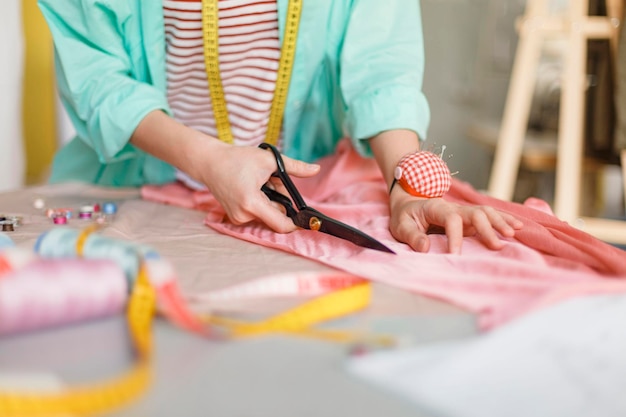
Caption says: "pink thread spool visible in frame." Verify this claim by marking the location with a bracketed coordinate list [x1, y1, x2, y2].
[53, 213, 68, 225]
[0, 258, 128, 335]
[79, 205, 93, 219]
[58, 208, 74, 219]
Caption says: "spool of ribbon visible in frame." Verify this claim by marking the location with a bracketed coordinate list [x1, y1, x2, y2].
[0, 258, 127, 335]
[35, 227, 158, 285]
[0, 232, 14, 249]
[34, 227, 208, 336]
[0, 258, 154, 417]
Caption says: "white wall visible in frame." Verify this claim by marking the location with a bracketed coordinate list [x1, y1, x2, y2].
[0, 0, 25, 192]
[421, 0, 523, 190]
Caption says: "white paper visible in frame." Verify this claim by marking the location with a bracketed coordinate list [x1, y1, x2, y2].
[348, 294, 626, 417]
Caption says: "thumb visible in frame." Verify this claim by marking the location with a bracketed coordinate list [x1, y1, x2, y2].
[281, 155, 320, 178]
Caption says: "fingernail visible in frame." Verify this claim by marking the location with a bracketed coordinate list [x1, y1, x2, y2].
[307, 163, 320, 172]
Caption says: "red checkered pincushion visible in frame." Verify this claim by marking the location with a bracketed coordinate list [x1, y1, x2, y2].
[392, 151, 452, 198]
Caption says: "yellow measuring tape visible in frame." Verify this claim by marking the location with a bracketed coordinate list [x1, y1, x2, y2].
[0, 225, 385, 416]
[0, 233, 156, 417]
[209, 283, 371, 336]
[201, 0, 302, 145]
[206, 282, 392, 346]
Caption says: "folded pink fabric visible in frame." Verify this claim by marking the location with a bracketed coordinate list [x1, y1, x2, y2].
[142, 139, 626, 329]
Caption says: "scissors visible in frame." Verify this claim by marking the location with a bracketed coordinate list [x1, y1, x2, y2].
[259, 143, 395, 254]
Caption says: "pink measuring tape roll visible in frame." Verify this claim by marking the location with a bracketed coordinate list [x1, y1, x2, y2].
[391, 151, 452, 198]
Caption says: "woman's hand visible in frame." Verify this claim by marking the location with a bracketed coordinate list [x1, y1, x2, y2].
[130, 110, 320, 233]
[190, 143, 320, 233]
[389, 187, 523, 254]
[368, 129, 523, 254]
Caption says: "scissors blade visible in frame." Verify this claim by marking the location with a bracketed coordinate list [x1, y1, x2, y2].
[296, 209, 395, 254]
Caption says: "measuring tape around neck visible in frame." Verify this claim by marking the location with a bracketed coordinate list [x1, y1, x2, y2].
[201, 0, 302, 145]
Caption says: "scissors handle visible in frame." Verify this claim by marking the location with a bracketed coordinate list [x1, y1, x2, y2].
[261, 185, 298, 218]
[259, 143, 307, 210]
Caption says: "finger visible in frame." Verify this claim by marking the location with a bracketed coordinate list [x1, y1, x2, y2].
[269, 200, 288, 216]
[394, 217, 430, 252]
[467, 209, 505, 250]
[281, 155, 320, 178]
[268, 177, 289, 196]
[443, 215, 464, 255]
[504, 212, 524, 230]
[482, 207, 522, 238]
[226, 192, 296, 233]
[253, 196, 298, 233]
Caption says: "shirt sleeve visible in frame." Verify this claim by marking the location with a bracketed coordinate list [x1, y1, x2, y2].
[340, 0, 430, 155]
[38, 0, 170, 164]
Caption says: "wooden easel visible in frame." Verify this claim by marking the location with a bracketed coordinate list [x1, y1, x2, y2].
[488, 0, 626, 245]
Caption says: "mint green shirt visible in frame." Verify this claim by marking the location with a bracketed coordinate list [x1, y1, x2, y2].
[39, 0, 430, 186]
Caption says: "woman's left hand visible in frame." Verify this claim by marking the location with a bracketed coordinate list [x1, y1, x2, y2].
[388, 188, 524, 254]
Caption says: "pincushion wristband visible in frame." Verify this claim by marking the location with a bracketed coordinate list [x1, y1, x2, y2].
[389, 151, 452, 198]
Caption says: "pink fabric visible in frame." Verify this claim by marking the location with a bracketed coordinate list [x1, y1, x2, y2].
[142, 139, 626, 329]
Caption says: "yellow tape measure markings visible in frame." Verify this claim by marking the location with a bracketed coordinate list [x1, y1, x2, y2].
[266, 0, 302, 145]
[2, 219, 384, 414]
[201, 0, 233, 144]
[207, 283, 370, 336]
[0, 228, 156, 417]
[201, 0, 302, 145]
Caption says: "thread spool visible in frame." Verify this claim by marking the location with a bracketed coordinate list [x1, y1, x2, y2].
[0, 258, 127, 335]
[47, 208, 73, 219]
[34, 228, 208, 336]
[35, 228, 159, 285]
[0, 232, 14, 249]
[53, 213, 68, 225]
[0, 221, 14, 232]
[102, 202, 117, 215]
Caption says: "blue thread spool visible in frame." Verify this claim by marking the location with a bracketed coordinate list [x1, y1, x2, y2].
[34, 228, 160, 286]
[0, 232, 15, 249]
[102, 202, 117, 215]
[100, 202, 118, 223]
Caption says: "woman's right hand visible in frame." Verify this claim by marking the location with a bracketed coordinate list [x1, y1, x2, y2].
[189, 141, 320, 233]
[131, 110, 320, 232]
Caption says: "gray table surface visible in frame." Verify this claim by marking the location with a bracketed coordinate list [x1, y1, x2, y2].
[0, 183, 476, 417]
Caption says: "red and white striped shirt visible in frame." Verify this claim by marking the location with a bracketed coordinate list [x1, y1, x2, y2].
[163, 0, 281, 148]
